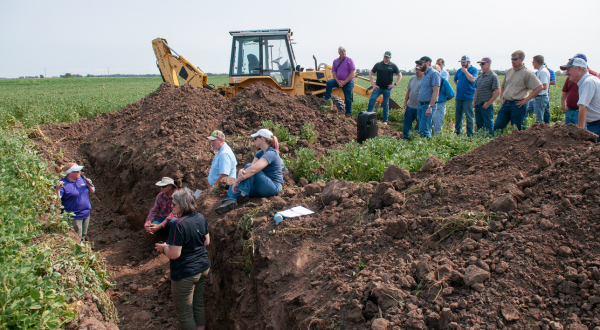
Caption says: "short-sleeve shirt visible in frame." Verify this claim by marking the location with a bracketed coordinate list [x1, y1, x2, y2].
[371, 61, 400, 89]
[59, 177, 91, 220]
[577, 72, 600, 123]
[208, 142, 237, 186]
[440, 69, 450, 80]
[501, 65, 542, 102]
[332, 57, 356, 82]
[536, 66, 550, 95]
[474, 71, 500, 105]
[453, 66, 478, 100]
[437, 78, 455, 104]
[406, 75, 422, 109]
[547, 67, 556, 82]
[168, 213, 210, 281]
[255, 147, 284, 184]
[417, 67, 441, 103]
[562, 69, 600, 110]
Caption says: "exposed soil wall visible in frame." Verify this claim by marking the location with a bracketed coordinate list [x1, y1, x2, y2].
[37, 82, 600, 330]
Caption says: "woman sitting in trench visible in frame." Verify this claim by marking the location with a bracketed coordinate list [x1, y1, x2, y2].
[216, 129, 283, 215]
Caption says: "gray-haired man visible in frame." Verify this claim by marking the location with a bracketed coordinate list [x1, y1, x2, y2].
[323, 46, 356, 116]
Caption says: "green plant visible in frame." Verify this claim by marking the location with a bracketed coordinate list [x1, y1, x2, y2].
[0, 130, 116, 328]
[358, 262, 367, 270]
[300, 123, 318, 144]
[284, 148, 321, 182]
[261, 120, 299, 146]
[237, 207, 262, 279]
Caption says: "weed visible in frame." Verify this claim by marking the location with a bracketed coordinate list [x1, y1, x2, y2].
[301, 123, 318, 144]
[430, 211, 504, 242]
[238, 207, 262, 279]
[261, 120, 298, 146]
[358, 262, 367, 270]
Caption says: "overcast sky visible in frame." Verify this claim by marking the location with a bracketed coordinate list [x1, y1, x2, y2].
[1, 0, 599, 78]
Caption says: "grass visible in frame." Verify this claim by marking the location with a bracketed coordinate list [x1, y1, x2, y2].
[0, 129, 116, 329]
[430, 211, 506, 242]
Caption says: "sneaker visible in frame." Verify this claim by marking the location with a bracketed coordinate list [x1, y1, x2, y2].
[215, 200, 237, 215]
[237, 195, 250, 205]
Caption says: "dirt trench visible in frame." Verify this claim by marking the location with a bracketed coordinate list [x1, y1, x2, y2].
[38, 82, 600, 330]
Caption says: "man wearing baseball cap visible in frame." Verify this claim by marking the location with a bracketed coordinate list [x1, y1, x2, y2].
[144, 177, 178, 236]
[55, 163, 95, 241]
[415, 56, 440, 138]
[561, 54, 600, 125]
[453, 56, 478, 137]
[493, 50, 543, 132]
[561, 57, 600, 141]
[472, 57, 500, 134]
[367, 51, 403, 125]
[206, 130, 237, 188]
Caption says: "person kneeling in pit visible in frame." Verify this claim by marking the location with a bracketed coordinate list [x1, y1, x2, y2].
[144, 177, 177, 235]
[215, 129, 283, 215]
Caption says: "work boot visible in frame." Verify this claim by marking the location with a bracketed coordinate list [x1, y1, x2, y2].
[216, 200, 237, 215]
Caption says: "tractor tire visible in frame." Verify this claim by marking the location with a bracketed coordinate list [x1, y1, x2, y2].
[331, 95, 346, 113]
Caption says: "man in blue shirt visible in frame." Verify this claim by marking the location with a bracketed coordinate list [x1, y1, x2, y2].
[207, 130, 237, 188]
[453, 56, 478, 137]
[415, 56, 441, 138]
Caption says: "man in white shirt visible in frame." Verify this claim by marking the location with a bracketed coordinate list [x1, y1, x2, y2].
[561, 57, 600, 142]
[532, 55, 550, 123]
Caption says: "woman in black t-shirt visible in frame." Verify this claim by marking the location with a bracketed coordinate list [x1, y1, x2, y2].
[155, 188, 210, 330]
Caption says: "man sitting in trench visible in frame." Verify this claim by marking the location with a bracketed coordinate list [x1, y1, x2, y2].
[144, 177, 178, 236]
[207, 130, 237, 188]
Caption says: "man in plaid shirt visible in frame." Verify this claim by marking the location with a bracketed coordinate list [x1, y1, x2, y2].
[144, 177, 178, 235]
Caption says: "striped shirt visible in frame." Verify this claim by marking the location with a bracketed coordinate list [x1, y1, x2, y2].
[474, 71, 500, 105]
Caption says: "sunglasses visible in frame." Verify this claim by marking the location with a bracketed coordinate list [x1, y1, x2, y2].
[436, 62, 443, 65]
[479, 62, 487, 66]
[511, 57, 522, 61]
[416, 62, 424, 66]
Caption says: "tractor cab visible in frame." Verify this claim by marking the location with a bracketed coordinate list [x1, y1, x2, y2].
[229, 29, 296, 88]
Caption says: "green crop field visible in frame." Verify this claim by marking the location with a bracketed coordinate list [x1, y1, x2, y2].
[0, 75, 566, 131]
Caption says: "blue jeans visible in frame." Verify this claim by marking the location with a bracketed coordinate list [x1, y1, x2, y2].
[565, 109, 579, 125]
[417, 103, 436, 138]
[224, 164, 282, 202]
[586, 121, 600, 142]
[324, 79, 354, 115]
[532, 95, 550, 124]
[493, 101, 526, 132]
[367, 88, 392, 122]
[432, 102, 446, 136]
[403, 106, 418, 140]
[474, 104, 494, 134]
[151, 217, 173, 236]
[455, 99, 474, 136]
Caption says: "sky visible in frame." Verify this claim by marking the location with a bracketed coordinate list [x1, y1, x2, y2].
[1, 0, 599, 78]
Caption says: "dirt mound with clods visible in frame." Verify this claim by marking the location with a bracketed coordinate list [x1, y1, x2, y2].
[196, 122, 600, 330]
[39, 82, 398, 228]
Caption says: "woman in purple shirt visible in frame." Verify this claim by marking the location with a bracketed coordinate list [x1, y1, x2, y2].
[55, 163, 95, 241]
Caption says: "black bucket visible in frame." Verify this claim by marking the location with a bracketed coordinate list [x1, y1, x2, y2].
[357, 111, 378, 144]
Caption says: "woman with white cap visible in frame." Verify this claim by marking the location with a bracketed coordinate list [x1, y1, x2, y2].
[216, 129, 283, 215]
[55, 163, 95, 241]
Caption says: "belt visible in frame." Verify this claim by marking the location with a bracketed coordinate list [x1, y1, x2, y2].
[504, 100, 519, 103]
[418, 102, 436, 105]
[535, 94, 548, 98]
[568, 108, 579, 111]
[589, 119, 600, 125]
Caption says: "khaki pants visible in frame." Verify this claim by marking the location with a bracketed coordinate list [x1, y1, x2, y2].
[171, 268, 210, 329]
[72, 218, 90, 240]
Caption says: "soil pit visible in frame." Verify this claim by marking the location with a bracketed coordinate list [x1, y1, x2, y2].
[37, 82, 600, 330]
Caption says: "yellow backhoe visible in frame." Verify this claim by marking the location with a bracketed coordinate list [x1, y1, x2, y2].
[152, 29, 400, 110]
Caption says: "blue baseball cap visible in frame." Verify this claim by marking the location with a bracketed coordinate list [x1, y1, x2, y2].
[459, 55, 471, 62]
[574, 53, 587, 62]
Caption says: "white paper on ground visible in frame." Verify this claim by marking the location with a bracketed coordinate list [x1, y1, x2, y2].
[278, 206, 314, 218]
[194, 189, 202, 198]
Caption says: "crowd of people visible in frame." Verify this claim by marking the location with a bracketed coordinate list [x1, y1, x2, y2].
[55, 49, 600, 330]
[323, 49, 600, 141]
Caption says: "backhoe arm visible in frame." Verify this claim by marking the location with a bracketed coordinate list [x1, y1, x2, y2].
[152, 38, 211, 89]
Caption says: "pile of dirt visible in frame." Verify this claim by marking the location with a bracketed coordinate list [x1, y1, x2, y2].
[37, 80, 600, 330]
[40, 82, 399, 229]
[196, 122, 600, 330]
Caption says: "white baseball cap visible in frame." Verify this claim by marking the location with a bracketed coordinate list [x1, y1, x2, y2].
[64, 163, 84, 174]
[560, 58, 587, 70]
[251, 129, 274, 139]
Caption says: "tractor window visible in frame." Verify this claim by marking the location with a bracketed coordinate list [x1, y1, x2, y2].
[262, 36, 293, 87]
[231, 37, 261, 76]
